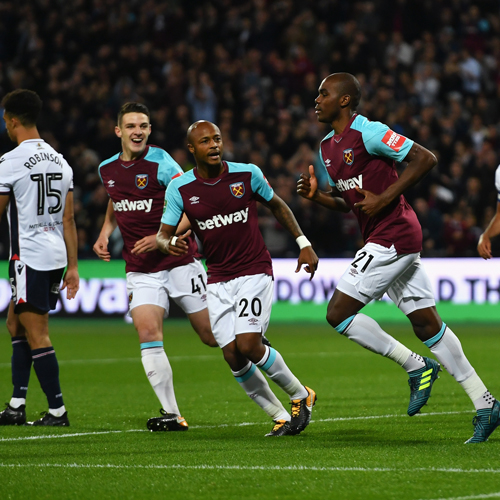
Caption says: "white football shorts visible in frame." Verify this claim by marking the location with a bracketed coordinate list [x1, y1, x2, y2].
[126, 259, 207, 317]
[336, 242, 435, 315]
[207, 273, 273, 348]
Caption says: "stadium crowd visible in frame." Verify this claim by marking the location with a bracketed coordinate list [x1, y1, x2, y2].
[1, 0, 500, 259]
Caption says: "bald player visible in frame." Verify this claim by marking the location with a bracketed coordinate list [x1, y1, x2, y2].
[297, 72, 499, 443]
[157, 120, 318, 437]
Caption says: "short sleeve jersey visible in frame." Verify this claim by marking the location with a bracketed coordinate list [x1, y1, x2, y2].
[495, 165, 500, 202]
[319, 114, 422, 254]
[162, 161, 273, 284]
[0, 139, 73, 270]
[98, 145, 197, 273]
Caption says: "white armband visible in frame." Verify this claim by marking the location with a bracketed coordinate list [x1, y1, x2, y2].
[170, 236, 178, 249]
[296, 235, 311, 250]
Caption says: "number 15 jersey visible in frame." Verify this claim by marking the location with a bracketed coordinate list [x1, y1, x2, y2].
[0, 139, 73, 270]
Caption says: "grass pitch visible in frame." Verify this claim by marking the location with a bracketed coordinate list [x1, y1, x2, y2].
[0, 318, 499, 500]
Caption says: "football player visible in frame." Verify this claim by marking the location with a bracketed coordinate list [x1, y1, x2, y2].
[0, 89, 79, 426]
[94, 103, 216, 432]
[157, 120, 318, 436]
[298, 72, 499, 443]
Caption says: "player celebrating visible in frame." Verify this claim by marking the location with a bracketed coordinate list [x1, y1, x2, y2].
[157, 120, 318, 437]
[0, 89, 79, 426]
[297, 72, 499, 443]
[477, 165, 500, 259]
[93, 103, 216, 432]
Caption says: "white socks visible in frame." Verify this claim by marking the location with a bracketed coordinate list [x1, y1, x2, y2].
[9, 397, 26, 409]
[141, 344, 180, 416]
[424, 325, 492, 410]
[232, 361, 290, 421]
[336, 313, 425, 372]
[256, 346, 308, 400]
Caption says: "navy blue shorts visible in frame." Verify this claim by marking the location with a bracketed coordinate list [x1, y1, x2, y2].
[9, 259, 65, 313]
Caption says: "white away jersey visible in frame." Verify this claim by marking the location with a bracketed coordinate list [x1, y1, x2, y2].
[0, 139, 74, 270]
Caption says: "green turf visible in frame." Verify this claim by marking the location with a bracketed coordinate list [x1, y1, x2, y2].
[1, 319, 499, 500]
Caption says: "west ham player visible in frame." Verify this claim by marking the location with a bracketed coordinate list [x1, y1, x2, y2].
[0, 89, 79, 426]
[93, 103, 216, 432]
[477, 165, 500, 259]
[157, 120, 318, 437]
[297, 72, 499, 443]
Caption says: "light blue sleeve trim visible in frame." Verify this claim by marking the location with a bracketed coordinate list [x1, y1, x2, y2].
[423, 323, 447, 348]
[320, 131, 336, 187]
[335, 314, 357, 334]
[98, 153, 120, 183]
[161, 171, 195, 226]
[146, 147, 183, 187]
[234, 363, 256, 383]
[351, 115, 413, 162]
[227, 162, 274, 201]
[140, 341, 164, 349]
[260, 347, 277, 372]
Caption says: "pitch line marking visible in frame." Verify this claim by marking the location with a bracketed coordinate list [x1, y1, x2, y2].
[0, 463, 499, 475]
[0, 350, 360, 369]
[419, 493, 500, 500]
[0, 410, 474, 442]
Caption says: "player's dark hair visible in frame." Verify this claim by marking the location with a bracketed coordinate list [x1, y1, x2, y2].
[117, 102, 150, 125]
[1, 89, 42, 126]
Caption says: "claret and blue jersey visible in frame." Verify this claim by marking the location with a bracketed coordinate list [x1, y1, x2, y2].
[98, 145, 196, 273]
[162, 161, 274, 284]
[320, 113, 423, 254]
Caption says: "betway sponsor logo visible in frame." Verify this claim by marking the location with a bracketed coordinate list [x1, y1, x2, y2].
[113, 199, 153, 213]
[336, 174, 363, 192]
[196, 207, 249, 230]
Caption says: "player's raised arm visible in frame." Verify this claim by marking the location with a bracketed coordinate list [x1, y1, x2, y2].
[297, 165, 350, 212]
[61, 191, 79, 300]
[93, 199, 118, 261]
[157, 223, 191, 256]
[263, 193, 319, 280]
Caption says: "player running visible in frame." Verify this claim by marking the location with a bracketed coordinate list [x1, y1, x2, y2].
[0, 89, 79, 426]
[93, 103, 216, 432]
[297, 72, 499, 443]
[157, 120, 318, 437]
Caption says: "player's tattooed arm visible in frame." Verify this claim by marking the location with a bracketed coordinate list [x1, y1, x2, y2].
[297, 165, 350, 212]
[157, 223, 191, 256]
[354, 143, 437, 217]
[263, 194, 319, 280]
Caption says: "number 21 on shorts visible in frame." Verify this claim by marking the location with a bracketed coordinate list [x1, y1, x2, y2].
[351, 250, 374, 273]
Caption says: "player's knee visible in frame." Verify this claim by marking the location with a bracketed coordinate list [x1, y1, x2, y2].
[326, 306, 343, 331]
[6, 317, 23, 338]
[136, 326, 161, 343]
[199, 328, 218, 348]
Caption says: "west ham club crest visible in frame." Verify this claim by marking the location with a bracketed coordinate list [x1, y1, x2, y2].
[230, 182, 245, 198]
[135, 174, 148, 189]
[343, 149, 354, 165]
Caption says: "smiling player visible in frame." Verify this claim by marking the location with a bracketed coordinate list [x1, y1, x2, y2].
[94, 103, 216, 432]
